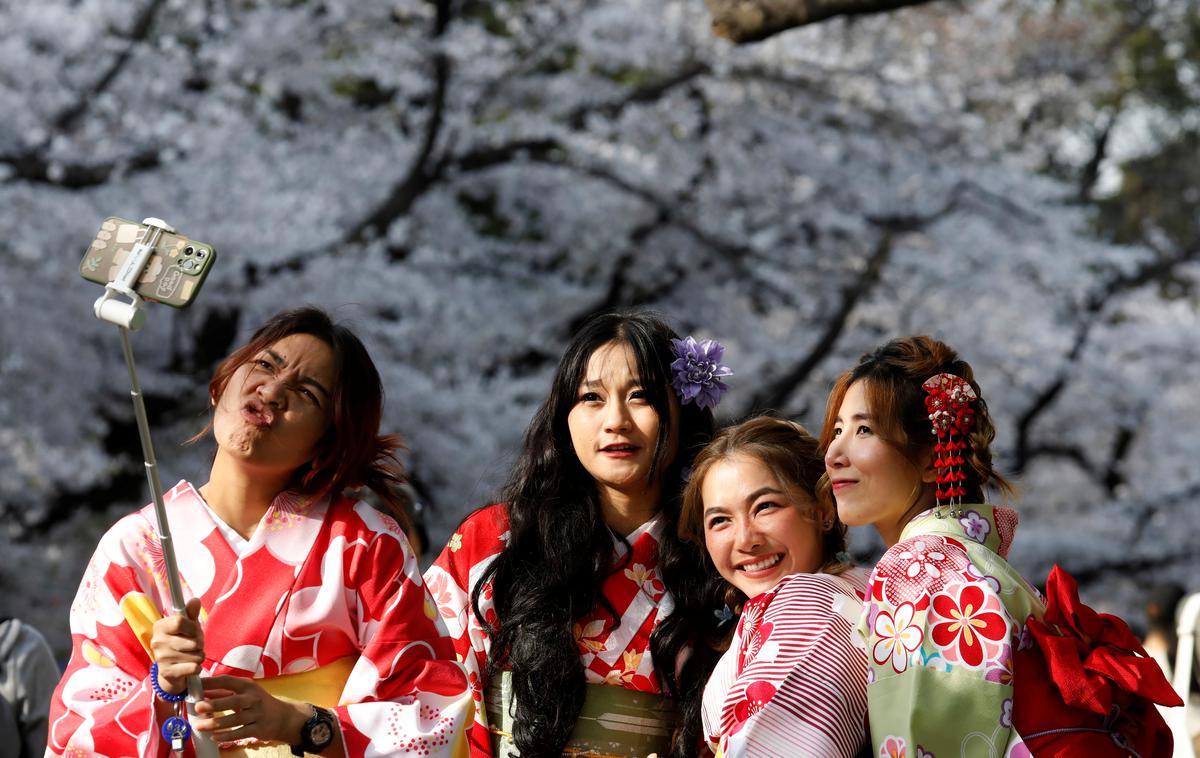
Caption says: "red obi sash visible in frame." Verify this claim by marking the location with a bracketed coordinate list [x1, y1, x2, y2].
[1012, 565, 1183, 757]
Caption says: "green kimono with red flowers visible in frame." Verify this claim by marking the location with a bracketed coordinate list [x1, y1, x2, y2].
[859, 505, 1045, 758]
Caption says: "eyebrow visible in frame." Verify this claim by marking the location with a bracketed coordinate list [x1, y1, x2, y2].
[702, 486, 785, 518]
[579, 377, 644, 389]
[834, 412, 873, 424]
[265, 349, 332, 400]
[745, 486, 784, 503]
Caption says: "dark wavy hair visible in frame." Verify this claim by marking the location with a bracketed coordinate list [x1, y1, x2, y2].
[472, 310, 722, 757]
[198, 307, 408, 523]
[679, 416, 851, 611]
[816, 335, 1014, 512]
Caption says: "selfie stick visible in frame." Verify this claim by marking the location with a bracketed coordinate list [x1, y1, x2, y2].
[93, 217, 218, 758]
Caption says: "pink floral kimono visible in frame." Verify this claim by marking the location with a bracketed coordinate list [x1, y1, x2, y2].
[47, 480, 474, 757]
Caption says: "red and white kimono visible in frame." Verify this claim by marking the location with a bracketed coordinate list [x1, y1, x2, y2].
[47, 480, 473, 757]
[701, 568, 871, 758]
[424, 504, 673, 756]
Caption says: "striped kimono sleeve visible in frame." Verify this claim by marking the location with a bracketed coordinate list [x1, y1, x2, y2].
[703, 570, 870, 758]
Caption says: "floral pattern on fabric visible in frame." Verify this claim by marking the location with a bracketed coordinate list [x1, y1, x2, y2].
[425, 504, 673, 757]
[958, 510, 991, 543]
[701, 569, 871, 757]
[47, 480, 472, 758]
[870, 535, 971, 609]
[731, 680, 777, 731]
[860, 505, 1045, 758]
[872, 603, 923, 674]
[927, 582, 1010, 669]
[880, 735, 907, 758]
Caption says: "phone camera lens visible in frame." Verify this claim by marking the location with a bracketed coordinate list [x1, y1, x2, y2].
[184, 246, 194, 256]
[196, 249, 207, 259]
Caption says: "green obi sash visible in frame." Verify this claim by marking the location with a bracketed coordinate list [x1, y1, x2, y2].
[484, 671, 681, 757]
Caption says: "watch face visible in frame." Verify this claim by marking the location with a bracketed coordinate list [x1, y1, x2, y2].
[301, 708, 335, 752]
[311, 722, 332, 745]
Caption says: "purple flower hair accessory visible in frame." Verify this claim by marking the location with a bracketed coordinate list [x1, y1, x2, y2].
[669, 336, 733, 409]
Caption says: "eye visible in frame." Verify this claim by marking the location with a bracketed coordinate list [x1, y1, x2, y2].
[297, 386, 320, 405]
[856, 424, 872, 436]
[579, 391, 602, 403]
[629, 388, 649, 403]
[832, 427, 842, 438]
[705, 515, 730, 530]
[253, 358, 274, 371]
[754, 500, 783, 516]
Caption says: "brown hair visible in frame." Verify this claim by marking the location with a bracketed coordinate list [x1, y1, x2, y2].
[197, 307, 409, 526]
[680, 415, 850, 607]
[816, 335, 1014, 510]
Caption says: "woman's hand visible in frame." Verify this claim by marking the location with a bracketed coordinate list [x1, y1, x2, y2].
[195, 676, 339, 753]
[149, 597, 205, 695]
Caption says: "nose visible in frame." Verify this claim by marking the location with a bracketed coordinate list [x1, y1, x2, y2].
[603, 398, 632, 433]
[825, 435, 847, 470]
[734, 518, 763, 553]
[258, 377, 287, 408]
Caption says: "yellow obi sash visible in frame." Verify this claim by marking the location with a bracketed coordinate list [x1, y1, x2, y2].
[485, 671, 680, 757]
[212, 655, 356, 757]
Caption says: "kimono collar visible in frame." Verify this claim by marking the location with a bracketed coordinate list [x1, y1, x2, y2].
[610, 511, 665, 564]
[900, 503, 1020, 559]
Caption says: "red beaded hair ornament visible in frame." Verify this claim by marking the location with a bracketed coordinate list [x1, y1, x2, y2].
[922, 373, 977, 518]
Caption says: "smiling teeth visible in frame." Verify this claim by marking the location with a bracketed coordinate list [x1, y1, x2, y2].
[740, 555, 783, 572]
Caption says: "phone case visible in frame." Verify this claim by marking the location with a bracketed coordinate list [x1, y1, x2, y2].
[79, 216, 217, 308]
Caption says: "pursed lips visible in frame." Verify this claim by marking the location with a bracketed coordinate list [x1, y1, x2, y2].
[241, 400, 274, 428]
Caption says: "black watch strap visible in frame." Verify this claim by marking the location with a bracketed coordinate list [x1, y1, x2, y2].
[291, 704, 336, 756]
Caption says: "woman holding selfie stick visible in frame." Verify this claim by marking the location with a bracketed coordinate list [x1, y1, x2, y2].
[47, 307, 472, 757]
[425, 310, 728, 756]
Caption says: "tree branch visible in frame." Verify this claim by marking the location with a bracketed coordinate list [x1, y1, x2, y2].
[744, 193, 962, 413]
[0, 148, 161, 188]
[706, 0, 939, 44]
[343, 53, 451, 246]
[566, 61, 711, 130]
[1010, 245, 1199, 474]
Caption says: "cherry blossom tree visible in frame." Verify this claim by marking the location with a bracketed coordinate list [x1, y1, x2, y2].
[0, 0, 1195, 654]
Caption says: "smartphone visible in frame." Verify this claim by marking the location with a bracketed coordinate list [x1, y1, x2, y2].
[79, 216, 217, 308]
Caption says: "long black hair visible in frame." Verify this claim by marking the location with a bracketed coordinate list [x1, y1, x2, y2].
[472, 310, 723, 756]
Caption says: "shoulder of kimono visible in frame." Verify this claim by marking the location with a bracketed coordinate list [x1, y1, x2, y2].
[459, 502, 510, 532]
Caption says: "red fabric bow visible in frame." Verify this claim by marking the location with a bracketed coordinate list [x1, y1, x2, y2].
[1012, 565, 1182, 757]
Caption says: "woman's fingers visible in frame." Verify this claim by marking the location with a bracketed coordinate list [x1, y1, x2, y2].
[194, 676, 309, 745]
[196, 676, 270, 739]
[150, 601, 207, 694]
[194, 703, 260, 734]
[196, 690, 258, 715]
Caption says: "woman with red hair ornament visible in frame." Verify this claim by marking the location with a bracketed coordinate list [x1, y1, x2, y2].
[821, 336, 1179, 758]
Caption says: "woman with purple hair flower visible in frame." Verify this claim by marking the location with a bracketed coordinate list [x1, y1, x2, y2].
[425, 310, 733, 757]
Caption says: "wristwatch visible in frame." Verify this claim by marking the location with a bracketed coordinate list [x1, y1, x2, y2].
[291, 704, 336, 756]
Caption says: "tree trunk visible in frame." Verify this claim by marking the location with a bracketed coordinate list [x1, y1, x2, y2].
[707, 0, 938, 43]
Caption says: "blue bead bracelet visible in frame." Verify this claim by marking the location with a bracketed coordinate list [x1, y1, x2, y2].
[150, 662, 187, 702]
